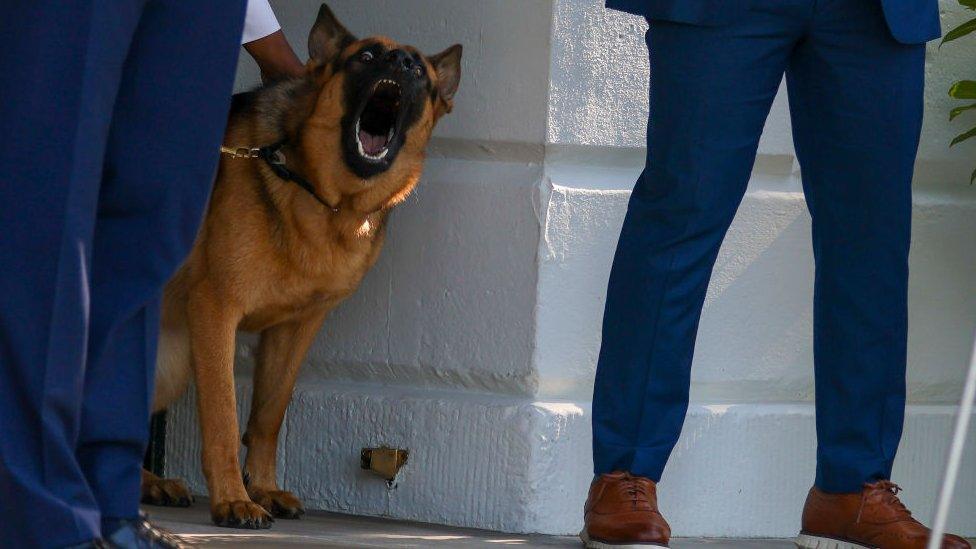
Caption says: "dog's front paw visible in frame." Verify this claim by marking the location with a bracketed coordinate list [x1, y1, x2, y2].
[211, 500, 274, 529]
[249, 488, 306, 519]
[141, 476, 194, 508]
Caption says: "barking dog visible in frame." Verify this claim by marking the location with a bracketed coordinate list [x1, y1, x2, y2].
[141, 4, 461, 529]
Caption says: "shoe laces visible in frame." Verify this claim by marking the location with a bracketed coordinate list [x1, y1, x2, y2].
[617, 473, 651, 509]
[857, 480, 913, 523]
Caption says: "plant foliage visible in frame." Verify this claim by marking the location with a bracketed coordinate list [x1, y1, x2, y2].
[945, 0, 976, 183]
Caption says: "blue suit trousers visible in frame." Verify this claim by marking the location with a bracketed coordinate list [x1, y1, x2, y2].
[593, 0, 926, 493]
[0, 1, 245, 546]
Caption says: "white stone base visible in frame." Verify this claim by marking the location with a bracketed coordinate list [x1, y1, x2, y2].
[165, 382, 976, 537]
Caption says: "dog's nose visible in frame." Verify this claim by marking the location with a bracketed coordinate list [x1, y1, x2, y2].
[385, 49, 415, 73]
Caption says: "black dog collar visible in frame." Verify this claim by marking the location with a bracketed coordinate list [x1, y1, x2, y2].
[220, 141, 340, 213]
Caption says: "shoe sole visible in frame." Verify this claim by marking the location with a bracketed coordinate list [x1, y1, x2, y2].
[795, 533, 876, 549]
[580, 530, 669, 548]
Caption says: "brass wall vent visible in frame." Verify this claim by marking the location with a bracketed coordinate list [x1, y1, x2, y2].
[361, 447, 408, 482]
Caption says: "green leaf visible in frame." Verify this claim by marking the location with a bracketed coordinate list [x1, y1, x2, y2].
[960, 0, 976, 9]
[950, 102, 976, 120]
[950, 125, 976, 147]
[941, 17, 976, 45]
[949, 81, 976, 99]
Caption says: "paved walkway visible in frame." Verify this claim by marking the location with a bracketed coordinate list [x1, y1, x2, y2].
[148, 503, 797, 548]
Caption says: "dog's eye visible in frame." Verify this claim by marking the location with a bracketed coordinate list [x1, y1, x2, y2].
[360, 51, 374, 63]
[413, 66, 423, 79]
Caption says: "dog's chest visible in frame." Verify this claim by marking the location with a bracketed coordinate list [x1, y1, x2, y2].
[240, 229, 384, 331]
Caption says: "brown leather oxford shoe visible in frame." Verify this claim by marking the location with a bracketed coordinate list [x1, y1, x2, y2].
[580, 471, 670, 548]
[797, 481, 971, 549]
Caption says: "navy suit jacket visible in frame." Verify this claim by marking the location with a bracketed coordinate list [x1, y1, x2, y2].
[605, 0, 941, 44]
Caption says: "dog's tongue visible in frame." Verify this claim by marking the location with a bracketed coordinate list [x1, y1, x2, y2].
[359, 130, 387, 156]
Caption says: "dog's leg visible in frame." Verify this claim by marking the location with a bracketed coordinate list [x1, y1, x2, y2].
[243, 309, 328, 519]
[141, 469, 193, 507]
[142, 313, 197, 508]
[187, 291, 272, 529]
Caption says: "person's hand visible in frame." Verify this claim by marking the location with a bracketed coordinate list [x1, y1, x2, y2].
[244, 30, 305, 83]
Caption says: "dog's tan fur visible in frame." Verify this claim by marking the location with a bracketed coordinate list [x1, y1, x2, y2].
[142, 5, 461, 528]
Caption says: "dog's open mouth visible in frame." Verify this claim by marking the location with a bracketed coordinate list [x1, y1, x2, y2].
[355, 79, 402, 162]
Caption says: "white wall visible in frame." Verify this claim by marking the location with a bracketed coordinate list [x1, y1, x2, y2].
[168, 0, 976, 538]
[526, 0, 976, 404]
[537, 0, 976, 404]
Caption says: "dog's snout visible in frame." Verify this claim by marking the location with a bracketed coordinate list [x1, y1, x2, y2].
[385, 49, 415, 72]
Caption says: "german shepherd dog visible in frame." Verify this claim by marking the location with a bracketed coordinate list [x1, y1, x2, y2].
[140, 4, 461, 529]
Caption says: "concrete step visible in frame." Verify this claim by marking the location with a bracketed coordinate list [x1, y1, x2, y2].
[146, 502, 798, 548]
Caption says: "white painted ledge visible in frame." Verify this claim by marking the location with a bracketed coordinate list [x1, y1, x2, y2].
[166, 382, 976, 537]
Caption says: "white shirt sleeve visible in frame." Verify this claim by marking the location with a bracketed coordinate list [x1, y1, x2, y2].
[241, 0, 282, 45]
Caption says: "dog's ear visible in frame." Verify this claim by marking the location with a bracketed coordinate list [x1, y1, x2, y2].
[429, 44, 463, 108]
[308, 4, 356, 65]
